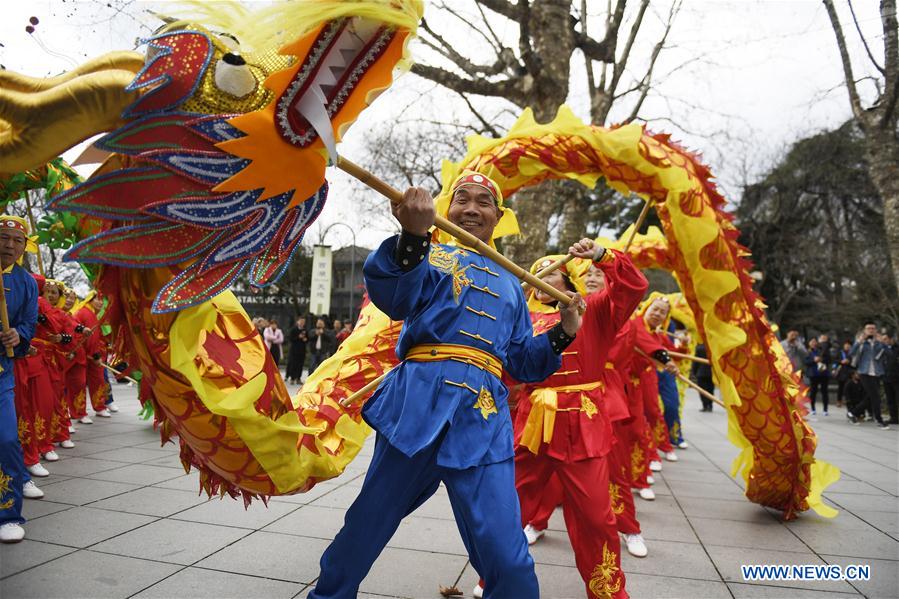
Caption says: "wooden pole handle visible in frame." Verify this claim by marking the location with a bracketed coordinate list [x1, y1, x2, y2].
[336, 157, 576, 306]
[99, 361, 139, 385]
[0, 283, 15, 358]
[667, 350, 711, 365]
[339, 372, 388, 407]
[635, 347, 724, 408]
[623, 199, 654, 252]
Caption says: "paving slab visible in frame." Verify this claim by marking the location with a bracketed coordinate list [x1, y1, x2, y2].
[728, 581, 863, 597]
[133, 567, 303, 598]
[358, 546, 469, 598]
[0, 539, 75, 578]
[195, 530, 331, 583]
[24, 505, 156, 548]
[0, 549, 180, 599]
[86, 486, 211, 517]
[689, 515, 810, 553]
[90, 518, 250, 565]
[170, 495, 299, 529]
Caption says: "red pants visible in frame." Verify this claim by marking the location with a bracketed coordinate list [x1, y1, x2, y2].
[14, 363, 55, 466]
[644, 393, 673, 455]
[66, 362, 88, 419]
[516, 449, 628, 599]
[47, 360, 70, 445]
[609, 424, 640, 535]
[527, 473, 562, 530]
[86, 361, 109, 412]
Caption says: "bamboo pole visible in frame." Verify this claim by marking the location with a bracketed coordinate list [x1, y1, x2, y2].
[522, 254, 575, 290]
[635, 347, 724, 408]
[622, 199, 654, 252]
[0, 283, 14, 358]
[23, 193, 45, 277]
[99, 361, 139, 385]
[668, 350, 710, 365]
[336, 157, 575, 306]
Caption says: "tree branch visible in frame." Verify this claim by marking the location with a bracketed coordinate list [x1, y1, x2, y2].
[847, 0, 886, 74]
[419, 18, 511, 76]
[608, 0, 650, 97]
[474, 0, 518, 20]
[878, 0, 899, 127]
[574, 0, 625, 63]
[457, 91, 502, 137]
[624, 0, 679, 123]
[582, 0, 596, 99]
[822, 0, 866, 123]
[410, 63, 516, 98]
[518, 0, 542, 76]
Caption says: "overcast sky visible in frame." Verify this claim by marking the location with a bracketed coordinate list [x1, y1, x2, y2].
[0, 0, 885, 249]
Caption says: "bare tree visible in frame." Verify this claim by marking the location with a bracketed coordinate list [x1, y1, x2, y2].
[410, 0, 681, 266]
[823, 0, 899, 290]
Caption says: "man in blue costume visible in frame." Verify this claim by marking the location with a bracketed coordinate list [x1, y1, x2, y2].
[0, 216, 39, 543]
[309, 174, 585, 599]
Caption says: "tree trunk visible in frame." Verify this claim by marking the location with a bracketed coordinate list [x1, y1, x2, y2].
[862, 128, 899, 292]
[500, 1, 574, 268]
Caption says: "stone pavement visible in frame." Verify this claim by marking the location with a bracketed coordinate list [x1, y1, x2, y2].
[1, 383, 897, 599]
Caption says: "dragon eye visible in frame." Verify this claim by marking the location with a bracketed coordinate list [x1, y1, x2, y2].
[214, 52, 256, 98]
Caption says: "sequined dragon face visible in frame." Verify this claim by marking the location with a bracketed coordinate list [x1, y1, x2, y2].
[42, 6, 418, 313]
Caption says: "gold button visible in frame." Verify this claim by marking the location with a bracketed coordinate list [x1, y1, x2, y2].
[430, 349, 438, 356]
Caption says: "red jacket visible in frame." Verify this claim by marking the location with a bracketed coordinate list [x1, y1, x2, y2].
[513, 251, 647, 461]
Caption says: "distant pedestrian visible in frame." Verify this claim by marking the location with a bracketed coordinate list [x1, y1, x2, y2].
[882, 333, 898, 425]
[308, 318, 336, 373]
[335, 319, 351, 345]
[804, 338, 830, 416]
[849, 322, 889, 429]
[834, 340, 854, 408]
[691, 343, 715, 412]
[286, 316, 308, 384]
[781, 329, 807, 373]
[844, 371, 865, 425]
[263, 321, 284, 365]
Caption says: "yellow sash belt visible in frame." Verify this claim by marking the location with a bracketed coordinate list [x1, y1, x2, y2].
[520, 381, 602, 454]
[405, 343, 502, 379]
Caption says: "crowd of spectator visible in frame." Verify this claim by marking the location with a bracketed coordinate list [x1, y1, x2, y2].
[780, 321, 898, 430]
[252, 315, 354, 385]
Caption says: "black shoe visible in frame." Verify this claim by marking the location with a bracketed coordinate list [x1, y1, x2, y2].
[878, 422, 891, 430]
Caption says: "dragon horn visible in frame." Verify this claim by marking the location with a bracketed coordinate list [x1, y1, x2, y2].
[0, 51, 144, 93]
[0, 67, 140, 174]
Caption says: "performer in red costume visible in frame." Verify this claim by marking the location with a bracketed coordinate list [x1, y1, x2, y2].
[40, 280, 75, 450]
[631, 295, 680, 480]
[74, 292, 111, 419]
[60, 289, 90, 425]
[510, 239, 646, 599]
[13, 275, 61, 479]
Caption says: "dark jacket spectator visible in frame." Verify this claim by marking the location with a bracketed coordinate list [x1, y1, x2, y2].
[285, 317, 308, 384]
[804, 339, 830, 415]
[691, 343, 715, 412]
[849, 322, 889, 427]
[308, 318, 337, 373]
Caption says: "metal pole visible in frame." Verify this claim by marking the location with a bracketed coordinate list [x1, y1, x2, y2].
[321, 222, 357, 323]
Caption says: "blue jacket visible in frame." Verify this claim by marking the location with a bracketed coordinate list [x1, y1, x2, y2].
[0, 264, 38, 393]
[804, 348, 831, 379]
[850, 338, 886, 378]
[362, 236, 562, 469]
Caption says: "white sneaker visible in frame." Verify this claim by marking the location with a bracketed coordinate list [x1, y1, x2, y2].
[638, 487, 656, 501]
[59, 440, 75, 449]
[96, 409, 111, 418]
[0, 523, 25, 543]
[23, 480, 44, 499]
[523, 523, 546, 545]
[623, 533, 648, 557]
[472, 582, 484, 599]
[649, 460, 662, 472]
[664, 451, 678, 462]
[79, 416, 93, 424]
[677, 440, 689, 449]
[26, 463, 50, 477]
[108, 404, 119, 413]
[68, 425, 77, 434]
[646, 475, 655, 485]
[41, 450, 59, 462]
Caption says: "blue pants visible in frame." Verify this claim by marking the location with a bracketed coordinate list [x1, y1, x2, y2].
[658, 371, 683, 445]
[0, 387, 26, 526]
[309, 433, 538, 599]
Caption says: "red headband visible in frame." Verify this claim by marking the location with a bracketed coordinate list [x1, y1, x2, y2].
[452, 173, 499, 204]
[0, 218, 28, 235]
